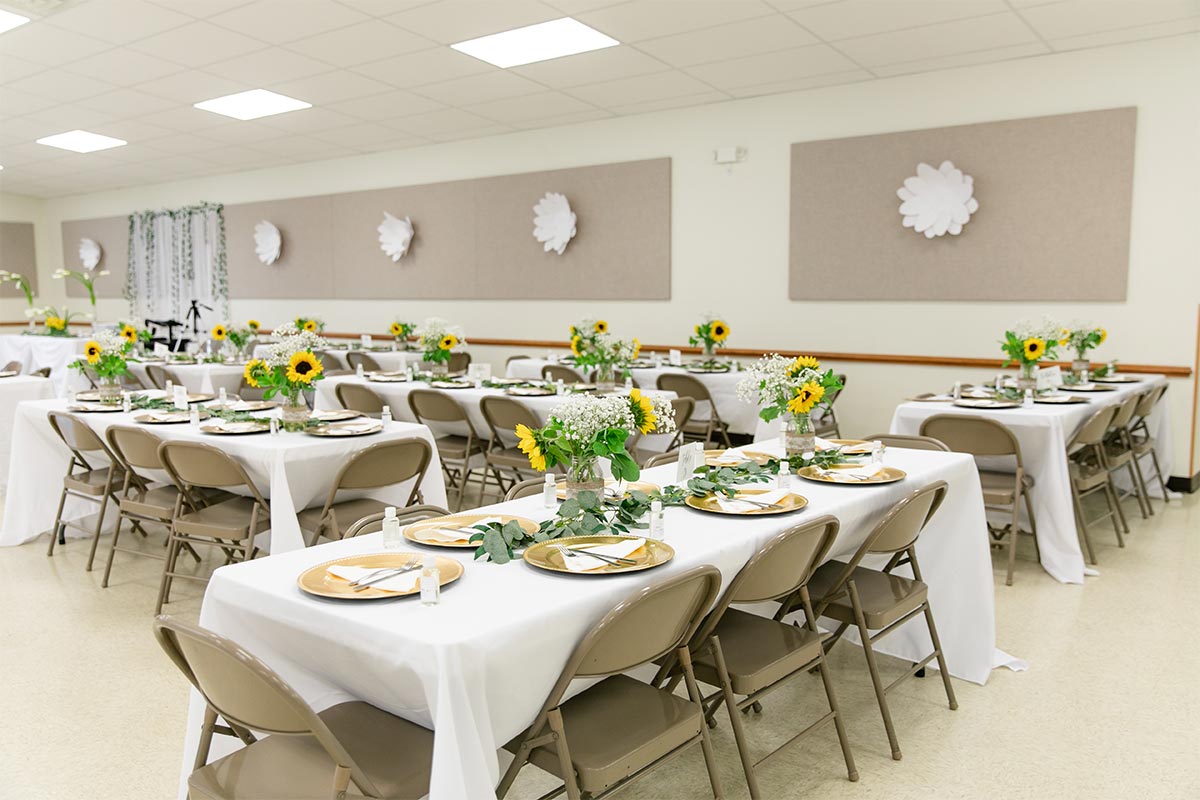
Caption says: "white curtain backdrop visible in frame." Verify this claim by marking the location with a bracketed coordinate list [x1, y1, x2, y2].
[125, 203, 228, 326]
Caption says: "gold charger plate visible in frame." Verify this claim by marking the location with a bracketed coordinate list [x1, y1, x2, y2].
[1092, 375, 1142, 384]
[200, 421, 270, 435]
[488, 377, 527, 386]
[523, 535, 674, 576]
[507, 386, 555, 397]
[953, 399, 1022, 409]
[684, 488, 808, 516]
[143, 391, 215, 404]
[1035, 395, 1090, 405]
[297, 552, 463, 600]
[66, 402, 123, 413]
[555, 479, 660, 500]
[134, 410, 211, 424]
[1061, 384, 1117, 393]
[305, 421, 383, 437]
[312, 409, 364, 422]
[796, 465, 907, 485]
[430, 380, 472, 389]
[404, 513, 539, 548]
[225, 400, 279, 412]
[703, 449, 774, 466]
[368, 372, 409, 383]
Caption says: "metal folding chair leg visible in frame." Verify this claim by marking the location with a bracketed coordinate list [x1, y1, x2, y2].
[849, 581, 902, 760]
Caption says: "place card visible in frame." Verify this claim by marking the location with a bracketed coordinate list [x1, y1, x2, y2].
[468, 363, 492, 381]
[668, 349, 683, 366]
[676, 442, 703, 482]
[172, 384, 188, 410]
[1037, 365, 1063, 391]
[360, 334, 371, 349]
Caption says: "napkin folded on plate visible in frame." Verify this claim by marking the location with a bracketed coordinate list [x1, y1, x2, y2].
[326, 563, 420, 593]
[716, 488, 791, 514]
[820, 463, 884, 481]
[713, 448, 747, 465]
[331, 420, 380, 433]
[410, 516, 503, 544]
[146, 411, 184, 421]
[814, 437, 871, 454]
[561, 538, 647, 572]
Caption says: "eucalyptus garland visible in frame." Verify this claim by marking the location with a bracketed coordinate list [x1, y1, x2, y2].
[125, 203, 227, 323]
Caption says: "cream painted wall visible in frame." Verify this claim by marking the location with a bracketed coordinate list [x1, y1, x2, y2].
[6, 35, 1199, 476]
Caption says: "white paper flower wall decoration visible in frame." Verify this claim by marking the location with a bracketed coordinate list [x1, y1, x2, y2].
[78, 238, 102, 270]
[378, 212, 415, 262]
[897, 160, 979, 238]
[533, 192, 577, 255]
[254, 220, 282, 266]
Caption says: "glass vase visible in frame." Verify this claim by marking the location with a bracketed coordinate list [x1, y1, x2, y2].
[1072, 354, 1090, 375]
[97, 375, 123, 405]
[784, 413, 815, 457]
[431, 361, 449, 378]
[564, 458, 605, 500]
[280, 393, 310, 426]
[594, 363, 616, 391]
[1017, 362, 1038, 392]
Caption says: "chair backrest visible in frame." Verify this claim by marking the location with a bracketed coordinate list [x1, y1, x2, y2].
[864, 433, 950, 452]
[504, 477, 545, 500]
[505, 355, 530, 366]
[159, 440, 265, 505]
[2, 359, 20, 372]
[345, 351, 381, 372]
[1134, 385, 1166, 420]
[47, 410, 109, 456]
[863, 480, 948, 555]
[330, 437, 432, 493]
[670, 397, 695, 432]
[145, 363, 177, 390]
[33, 366, 51, 378]
[447, 352, 471, 373]
[336, 382, 385, 415]
[643, 450, 680, 468]
[106, 425, 166, 472]
[237, 377, 267, 402]
[919, 414, 1022, 463]
[153, 616, 381, 796]
[1068, 405, 1119, 448]
[541, 364, 584, 383]
[408, 388, 470, 426]
[480, 396, 541, 447]
[1109, 394, 1140, 430]
[343, 505, 452, 538]
[656, 372, 712, 404]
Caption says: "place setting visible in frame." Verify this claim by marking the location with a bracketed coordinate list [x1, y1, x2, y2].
[297, 552, 463, 600]
[134, 408, 212, 424]
[523, 535, 675, 575]
[404, 513, 540, 548]
[684, 487, 809, 516]
[304, 419, 383, 437]
[367, 371, 409, 383]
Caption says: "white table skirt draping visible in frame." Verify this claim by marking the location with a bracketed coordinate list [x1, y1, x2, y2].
[0, 375, 55, 488]
[508, 358, 757, 435]
[888, 375, 1172, 585]
[127, 362, 247, 396]
[179, 442, 1018, 799]
[0, 398, 447, 553]
[0, 333, 89, 396]
[253, 344, 424, 373]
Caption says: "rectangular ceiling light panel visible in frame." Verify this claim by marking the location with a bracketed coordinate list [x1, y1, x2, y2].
[194, 89, 312, 120]
[451, 17, 618, 68]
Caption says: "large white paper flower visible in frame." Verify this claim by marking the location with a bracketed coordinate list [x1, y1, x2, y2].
[79, 238, 102, 270]
[254, 220, 281, 265]
[378, 212, 414, 262]
[533, 192, 577, 255]
[897, 160, 979, 238]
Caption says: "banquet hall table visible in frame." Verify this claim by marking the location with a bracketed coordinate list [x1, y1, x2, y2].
[889, 375, 1171, 584]
[508, 357, 758, 435]
[253, 344, 423, 373]
[0, 398, 446, 552]
[180, 442, 1018, 799]
[0, 374, 54, 487]
[127, 360, 246, 396]
[0, 333, 89, 396]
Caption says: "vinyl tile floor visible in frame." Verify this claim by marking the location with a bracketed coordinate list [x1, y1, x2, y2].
[0, 490, 1196, 799]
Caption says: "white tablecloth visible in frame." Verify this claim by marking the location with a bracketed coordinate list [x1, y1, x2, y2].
[508, 358, 757, 435]
[889, 376, 1172, 584]
[127, 361, 247, 396]
[181, 443, 1015, 799]
[0, 333, 88, 396]
[253, 344, 424, 373]
[0, 375, 55, 488]
[0, 398, 447, 553]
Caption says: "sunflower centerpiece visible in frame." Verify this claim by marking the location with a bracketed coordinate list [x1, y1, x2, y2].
[70, 330, 133, 403]
[738, 354, 844, 456]
[294, 316, 325, 333]
[516, 390, 676, 498]
[1001, 320, 1062, 390]
[1063, 323, 1107, 374]
[389, 320, 417, 350]
[36, 306, 78, 337]
[242, 323, 328, 425]
[116, 321, 151, 354]
[689, 315, 731, 358]
[417, 317, 467, 376]
[568, 320, 639, 389]
[211, 322, 256, 360]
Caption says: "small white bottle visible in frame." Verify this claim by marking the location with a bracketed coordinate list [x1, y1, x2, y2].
[995, 374, 1004, 392]
[355, 362, 365, 379]
[420, 554, 440, 606]
[218, 387, 228, 406]
[1081, 368, 1090, 384]
[381, 506, 401, 549]
[1024, 388, 1034, 407]
[624, 375, 633, 391]
[189, 405, 200, 426]
[953, 381, 962, 400]
[474, 377, 483, 389]
[381, 405, 392, 425]
[164, 379, 173, 396]
[648, 499, 664, 540]
[121, 392, 131, 413]
[871, 440, 884, 469]
[777, 459, 790, 490]
[556, 378, 565, 395]
[542, 473, 557, 509]
[269, 417, 280, 436]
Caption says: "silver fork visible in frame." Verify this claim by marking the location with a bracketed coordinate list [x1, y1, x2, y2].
[730, 495, 785, 510]
[553, 544, 636, 567]
[351, 563, 421, 591]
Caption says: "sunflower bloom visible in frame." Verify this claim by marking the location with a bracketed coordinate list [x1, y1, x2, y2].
[243, 359, 264, 387]
[629, 389, 657, 434]
[46, 316, 64, 330]
[594, 320, 608, 334]
[787, 382, 825, 415]
[570, 335, 583, 357]
[1098, 328, 1107, 344]
[1023, 337, 1045, 360]
[211, 324, 227, 340]
[84, 341, 102, 365]
[439, 334, 458, 351]
[390, 322, 404, 336]
[286, 351, 323, 384]
[303, 320, 317, 332]
[247, 320, 260, 331]
[120, 325, 137, 343]
[632, 338, 641, 359]
[791, 355, 820, 371]
[710, 320, 730, 342]
[515, 424, 547, 472]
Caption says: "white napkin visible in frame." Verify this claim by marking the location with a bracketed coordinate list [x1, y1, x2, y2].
[229, 401, 262, 411]
[716, 488, 791, 514]
[331, 420, 381, 433]
[410, 516, 502, 544]
[820, 463, 884, 482]
[326, 564, 420, 593]
[713, 448, 745, 465]
[147, 410, 184, 422]
[560, 538, 647, 572]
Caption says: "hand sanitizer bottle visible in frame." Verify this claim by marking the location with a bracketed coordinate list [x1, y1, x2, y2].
[381, 405, 392, 425]
[648, 499, 664, 540]
[164, 379, 173, 396]
[624, 375, 633, 391]
[556, 378, 565, 395]
[189, 405, 200, 426]
[421, 554, 440, 606]
[776, 460, 790, 491]
[381, 506, 401, 549]
[121, 392, 131, 414]
[995, 374, 1004, 392]
[953, 381, 962, 400]
[542, 473, 557, 509]
[1024, 388, 1034, 407]
[872, 440, 884, 469]
[269, 417, 280, 436]
[218, 387, 228, 406]
[356, 362, 365, 379]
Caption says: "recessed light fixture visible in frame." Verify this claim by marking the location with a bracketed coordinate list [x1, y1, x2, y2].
[194, 89, 312, 121]
[451, 17, 618, 68]
[0, 9, 30, 35]
[36, 130, 127, 153]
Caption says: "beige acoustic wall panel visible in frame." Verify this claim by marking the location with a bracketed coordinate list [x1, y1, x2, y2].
[0, 222, 38, 299]
[225, 196, 335, 298]
[789, 107, 1136, 301]
[60, 216, 128, 300]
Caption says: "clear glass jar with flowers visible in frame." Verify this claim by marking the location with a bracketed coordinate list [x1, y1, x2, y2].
[738, 354, 844, 456]
[242, 323, 328, 426]
[70, 330, 133, 403]
[1001, 319, 1062, 390]
[389, 320, 416, 350]
[569, 322, 640, 389]
[1063, 323, 1106, 374]
[418, 318, 467, 376]
[689, 315, 731, 358]
[294, 316, 325, 333]
[211, 322, 256, 360]
[515, 390, 676, 498]
[37, 306, 79, 337]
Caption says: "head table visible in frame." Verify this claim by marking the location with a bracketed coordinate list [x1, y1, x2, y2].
[127, 360, 247, 396]
[889, 375, 1171, 584]
[178, 441, 1021, 800]
[0, 398, 447, 553]
[0, 374, 55, 487]
[0, 333, 90, 396]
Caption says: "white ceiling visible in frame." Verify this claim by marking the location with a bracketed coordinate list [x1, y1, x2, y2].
[0, 0, 1197, 198]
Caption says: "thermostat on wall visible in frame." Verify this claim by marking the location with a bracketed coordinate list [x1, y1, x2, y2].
[714, 146, 746, 165]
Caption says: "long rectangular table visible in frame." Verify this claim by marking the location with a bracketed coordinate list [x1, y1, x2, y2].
[889, 375, 1171, 584]
[0, 333, 89, 396]
[0, 399, 447, 553]
[127, 361, 246, 396]
[253, 344, 424, 373]
[181, 442, 1019, 799]
[0, 375, 55, 487]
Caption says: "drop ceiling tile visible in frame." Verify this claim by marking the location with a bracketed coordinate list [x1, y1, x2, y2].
[425, 124, 515, 143]
[0, 54, 47, 83]
[353, 134, 430, 152]
[386, 107, 498, 135]
[243, 134, 345, 156]
[724, 67, 873, 97]
[205, 47, 332, 84]
[352, 46, 491, 87]
[77, 88, 176, 117]
[566, 69, 719, 107]
[0, 141, 58, 165]
[269, 70, 395, 105]
[872, 41, 1050, 76]
[544, 0, 628, 12]
[0, 86, 59, 116]
[147, 0, 248, 16]
[0, 24, 113, 67]
[134, 106, 237, 131]
[788, 0, 1009, 41]
[325, 89, 446, 120]
[836, 12, 1040, 66]
[411, 70, 544, 105]
[129, 21, 268, 68]
[576, 1, 777, 42]
[334, 0, 441, 16]
[5, 69, 116, 103]
[1047, 15, 1200, 51]
[84, 141, 172, 164]
[191, 144, 274, 167]
[198, 121, 285, 145]
[685, 44, 858, 89]
[386, 0, 561, 44]
[311, 121, 412, 147]
[252, 106, 361, 133]
[508, 107, 613, 130]
[19, 105, 118, 132]
[1020, 0, 1200, 39]
[61, 48, 184, 85]
[0, 117, 62, 146]
[285, 20, 434, 66]
[463, 90, 597, 124]
[764, 0, 844, 9]
[207, 0, 370, 44]
[45, 0, 192, 44]
[603, 90, 729, 116]
[638, 14, 818, 67]
[510, 46, 668, 88]
[135, 71, 250, 104]
[135, 132, 225, 155]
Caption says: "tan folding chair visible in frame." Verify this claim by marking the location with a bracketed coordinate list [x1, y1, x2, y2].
[1065, 405, 1124, 564]
[446, 351, 471, 374]
[145, 363, 179, 390]
[496, 566, 725, 800]
[804, 482, 958, 761]
[343, 505, 453, 539]
[644, 450, 680, 469]
[408, 388, 493, 510]
[345, 351, 382, 372]
[811, 373, 846, 438]
[864, 433, 950, 452]
[506, 354, 530, 367]
[480, 396, 548, 491]
[542, 363, 586, 383]
[504, 478, 546, 501]
[297, 438, 432, 546]
[657, 516, 856, 798]
[46, 410, 125, 571]
[2, 359, 20, 372]
[157, 441, 271, 614]
[33, 366, 52, 378]
[1129, 385, 1171, 510]
[631, 397, 693, 464]
[1102, 394, 1151, 520]
[918, 415, 1038, 585]
[656, 373, 732, 449]
[335, 382, 386, 417]
[154, 615, 433, 800]
[236, 376, 268, 402]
